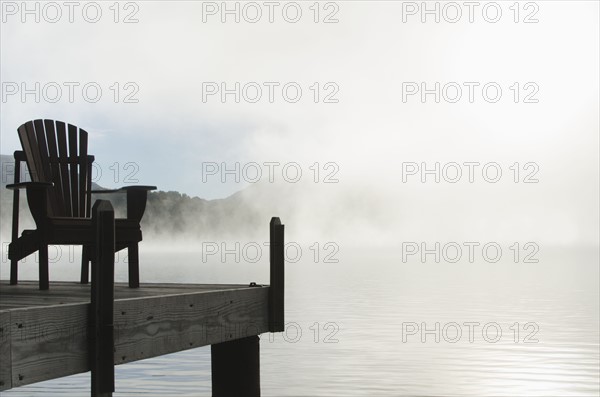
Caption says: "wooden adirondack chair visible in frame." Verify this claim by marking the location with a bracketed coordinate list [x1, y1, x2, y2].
[7, 119, 156, 290]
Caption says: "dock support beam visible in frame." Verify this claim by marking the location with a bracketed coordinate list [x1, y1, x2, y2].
[211, 336, 260, 397]
[90, 200, 115, 397]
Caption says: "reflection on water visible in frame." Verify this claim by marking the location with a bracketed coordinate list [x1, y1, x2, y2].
[3, 245, 599, 396]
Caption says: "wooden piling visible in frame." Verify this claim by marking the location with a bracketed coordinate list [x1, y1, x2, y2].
[211, 336, 260, 397]
[90, 200, 115, 397]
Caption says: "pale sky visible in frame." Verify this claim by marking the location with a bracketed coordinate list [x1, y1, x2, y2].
[1, 1, 598, 245]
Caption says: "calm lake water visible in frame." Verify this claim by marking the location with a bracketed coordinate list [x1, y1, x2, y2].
[3, 244, 599, 396]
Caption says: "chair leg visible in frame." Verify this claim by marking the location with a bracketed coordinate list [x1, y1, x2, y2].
[10, 259, 18, 285]
[128, 244, 140, 288]
[39, 245, 49, 290]
[80, 245, 89, 284]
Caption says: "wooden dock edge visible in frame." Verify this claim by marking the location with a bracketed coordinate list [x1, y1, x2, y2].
[0, 286, 269, 390]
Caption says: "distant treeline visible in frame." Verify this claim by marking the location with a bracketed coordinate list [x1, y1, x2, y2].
[1, 188, 263, 240]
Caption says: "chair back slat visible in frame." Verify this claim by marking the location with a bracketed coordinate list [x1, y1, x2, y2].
[44, 120, 66, 216]
[78, 130, 89, 217]
[34, 120, 61, 216]
[17, 123, 35, 179]
[86, 161, 93, 217]
[18, 122, 43, 182]
[68, 124, 80, 216]
[32, 120, 51, 177]
[17, 119, 93, 218]
[55, 121, 73, 216]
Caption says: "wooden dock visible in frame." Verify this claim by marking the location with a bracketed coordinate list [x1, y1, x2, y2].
[0, 201, 285, 396]
[0, 281, 269, 388]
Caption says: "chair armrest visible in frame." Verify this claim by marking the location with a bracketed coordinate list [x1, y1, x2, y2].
[6, 182, 53, 190]
[120, 185, 157, 191]
[90, 186, 156, 222]
[8, 182, 52, 227]
[91, 185, 156, 194]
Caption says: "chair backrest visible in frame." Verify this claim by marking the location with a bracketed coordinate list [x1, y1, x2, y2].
[17, 119, 93, 218]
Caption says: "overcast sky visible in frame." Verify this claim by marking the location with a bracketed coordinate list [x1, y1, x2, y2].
[1, 1, 598, 245]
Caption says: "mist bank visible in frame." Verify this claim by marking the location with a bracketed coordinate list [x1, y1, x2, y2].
[1, 154, 598, 248]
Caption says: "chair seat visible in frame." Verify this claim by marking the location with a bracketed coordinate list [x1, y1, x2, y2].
[10, 218, 142, 261]
[49, 217, 141, 243]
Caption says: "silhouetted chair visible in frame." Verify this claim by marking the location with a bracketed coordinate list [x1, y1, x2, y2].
[7, 119, 156, 290]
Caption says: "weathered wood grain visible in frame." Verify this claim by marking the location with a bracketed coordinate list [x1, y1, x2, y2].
[11, 302, 89, 387]
[0, 310, 12, 391]
[114, 287, 269, 365]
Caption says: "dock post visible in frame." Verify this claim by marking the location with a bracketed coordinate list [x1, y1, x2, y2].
[269, 217, 284, 332]
[10, 153, 21, 285]
[211, 336, 261, 397]
[90, 200, 115, 397]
